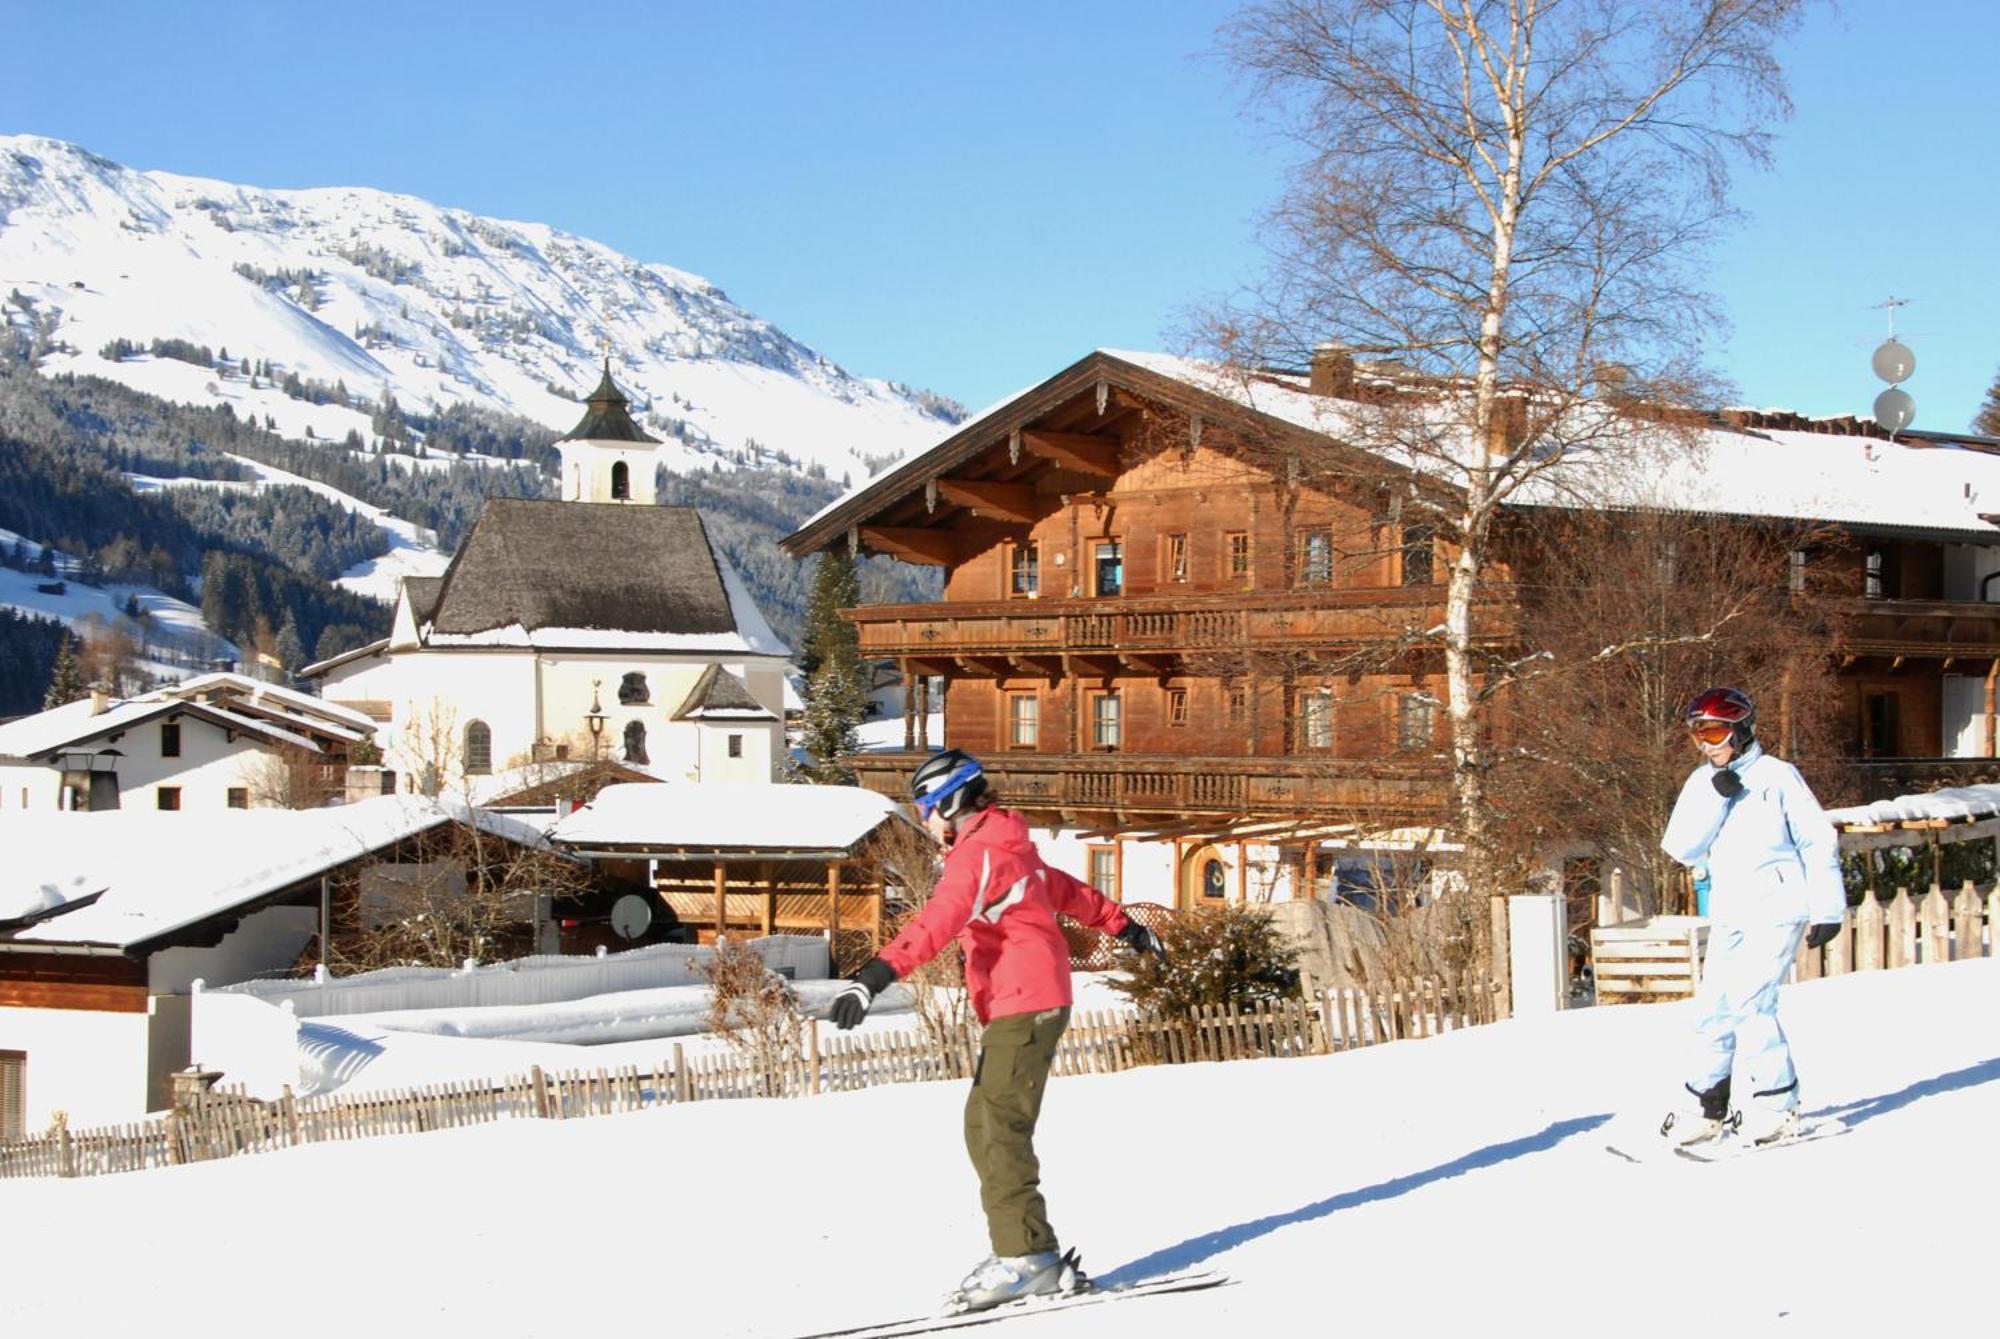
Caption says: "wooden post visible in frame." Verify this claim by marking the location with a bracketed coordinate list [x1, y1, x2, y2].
[1855, 893, 1885, 972]
[1488, 894, 1512, 1019]
[674, 1042, 692, 1103]
[761, 863, 776, 937]
[1954, 881, 1982, 962]
[1985, 656, 1998, 757]
[281, 1085, 301, 1146]
[807, 1020, 822, 1096]
[530, 1065, 552, 1119]
[827, 862, 841, 941]
[1888, 888, 1916, 969]
[713, 862, 728, 941]
[1921, 886, 1951, 965]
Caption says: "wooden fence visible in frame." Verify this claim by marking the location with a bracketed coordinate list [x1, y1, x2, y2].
[0, 977, 1495, 1181]
[1793, 882, 1996, 979]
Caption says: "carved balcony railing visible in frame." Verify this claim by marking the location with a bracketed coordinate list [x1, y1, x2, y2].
[1840, 598, 2000, 660]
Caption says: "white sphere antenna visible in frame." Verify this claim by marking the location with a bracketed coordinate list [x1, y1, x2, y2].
[1869, 297, 1915, 440]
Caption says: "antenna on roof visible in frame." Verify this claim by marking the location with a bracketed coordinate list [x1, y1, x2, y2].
[1870, 297, 1915, 440]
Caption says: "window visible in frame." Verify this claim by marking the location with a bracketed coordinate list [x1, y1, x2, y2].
[1402, 524, 1435, 587]
[1226, 682, 1247, 726]
[1093, 541, 1123, 597]
[156, 786, 182, 811]
[1865, 547, 1889, 599]
[1009, 542, 1040, 598]
[1299, 690, 1334, 750]
[727, 733, 744, 758]
[610, 460, 631, 500]
[618, 672, 650, 705]
[1167, 687, 1189, 727]
[1091, 691, 1122, 749]
[1008, 692, 1039, 747]
[226, 787, 249, 810]
[1087, 846, 1120, 901]
[623, 720, 649, 765]
[1397, 693, 1438, 750]
[1788, 548, 1808, 595]
[160, 721, 181, 758]
[0, 1050, 23, 1142]
[1298, 529, 1333, 586]
[464, 720, 492, 774]
[1163, 533, 1188, 583]
[1226, 532, 1251, 582]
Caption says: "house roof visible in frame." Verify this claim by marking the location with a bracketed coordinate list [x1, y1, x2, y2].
[548, 781, 907, 858]
[561, 361, 659, 445]
[419, 498, 788, 655]
[0, 796, 553, 952]
[0, 692, 324, 762]
[783, 348, 2000, 558]
[672, 664, 778, 721]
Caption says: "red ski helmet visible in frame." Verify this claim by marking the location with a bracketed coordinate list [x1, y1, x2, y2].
[1685, 687, 1755, 752]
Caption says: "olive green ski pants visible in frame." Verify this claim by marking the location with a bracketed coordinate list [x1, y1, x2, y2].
[964, 1006, 1070, 1257]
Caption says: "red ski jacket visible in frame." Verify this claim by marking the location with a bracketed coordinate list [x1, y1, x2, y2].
[877, 806, 1131, 1024]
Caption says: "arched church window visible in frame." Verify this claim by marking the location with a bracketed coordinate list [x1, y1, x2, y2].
[464, 720, 492, 775]
[611, 461, 631, 501]
[618, 672, 650, 705]
[623, 720, 649, 765]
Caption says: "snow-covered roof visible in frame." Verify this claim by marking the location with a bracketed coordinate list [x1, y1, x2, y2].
[167, 671, 378, 734]
[550, 781, 907, 856]
[0, 796, 553, 950]
[1824, 784, 2000, 830]
[0, 693, 317, 760]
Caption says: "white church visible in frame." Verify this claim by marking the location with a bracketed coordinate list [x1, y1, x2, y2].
[301, 365, 791, 793]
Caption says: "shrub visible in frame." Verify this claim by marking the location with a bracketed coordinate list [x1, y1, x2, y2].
[698, 936, 806, 1096]
[1108, 902, 1302, 1020]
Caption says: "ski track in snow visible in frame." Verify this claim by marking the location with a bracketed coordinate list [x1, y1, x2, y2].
[3, 960, 1994, 1337]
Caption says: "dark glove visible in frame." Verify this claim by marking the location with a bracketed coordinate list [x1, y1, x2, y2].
[1711, 768, 1745, 798]
[828, 957, 897, 1030]
[1114, 919, 1168, 968]
[1805, 921, 1841, 951]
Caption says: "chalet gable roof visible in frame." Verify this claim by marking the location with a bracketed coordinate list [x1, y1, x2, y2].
[671, 664, 777, 721]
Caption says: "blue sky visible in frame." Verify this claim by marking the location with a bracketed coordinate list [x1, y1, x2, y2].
[4, 2, 1995, 427]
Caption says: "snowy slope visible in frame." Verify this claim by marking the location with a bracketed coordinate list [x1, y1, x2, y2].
[0, 134, 962, 482]
[0, 524, 236, 672]
[4, 960, 1994, 1338]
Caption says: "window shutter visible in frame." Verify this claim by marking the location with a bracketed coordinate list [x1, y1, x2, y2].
[0, 1052, 23, 1141]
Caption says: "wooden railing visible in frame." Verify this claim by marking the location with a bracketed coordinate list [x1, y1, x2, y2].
[0, 982, 1494, 1181]
[1795, 882, 1996, 978]
[849, 587, 1517, 660]
[1842, 597, 2000, 658]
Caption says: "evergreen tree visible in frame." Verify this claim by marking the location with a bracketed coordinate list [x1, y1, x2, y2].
[34, 545, 56, 577]
[1975, 369, 2000, 437]
[123, 591, 143, 620]
[799, 549, 868, 783]
[43, 631, 84, 708]
[274, 614, 307, 674]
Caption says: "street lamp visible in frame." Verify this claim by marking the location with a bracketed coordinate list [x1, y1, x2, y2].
[585, 680, 606, 760]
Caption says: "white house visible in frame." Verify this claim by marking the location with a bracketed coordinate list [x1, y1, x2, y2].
[0, 672, 376, 813]
[0, 796, 554, 1132]
[301, 365, 790, 793]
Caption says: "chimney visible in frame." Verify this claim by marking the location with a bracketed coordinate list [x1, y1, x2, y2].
[1486, 392, 1528, 455]
[1308, 342, 1355, 398]
[88, 682, 110, 716]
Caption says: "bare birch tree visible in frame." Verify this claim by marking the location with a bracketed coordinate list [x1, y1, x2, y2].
[1203, 0, 1811, 899]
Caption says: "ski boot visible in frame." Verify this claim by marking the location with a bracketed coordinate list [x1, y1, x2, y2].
[1659, 1077, 1735, 1148]
[1734, 1105, 1800, 1148]
[947, 1248, 1088, 1314]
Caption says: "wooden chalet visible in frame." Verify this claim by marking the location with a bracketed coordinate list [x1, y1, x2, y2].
[781, 349, 2000, 907]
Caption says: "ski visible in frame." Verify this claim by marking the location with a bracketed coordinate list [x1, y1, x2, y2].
[777, 1270, 1232, 1339]
[1674, 1116, 1848, 1163]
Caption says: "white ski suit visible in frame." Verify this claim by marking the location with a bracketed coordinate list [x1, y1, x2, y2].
[1661, 742, 1845, 1114]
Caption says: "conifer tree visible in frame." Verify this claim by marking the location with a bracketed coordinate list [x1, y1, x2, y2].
[43, 632, 84, 708]
[799, 548, 868, 784]
[1974, 369, 2000, 437]
[275, 614, 307, 675]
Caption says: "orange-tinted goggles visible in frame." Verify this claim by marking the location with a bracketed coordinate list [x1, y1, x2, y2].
[1688, 720, 1735, 746]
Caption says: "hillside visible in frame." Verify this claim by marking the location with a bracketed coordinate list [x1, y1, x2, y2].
[0, 134, 964, 484]
[3, 959, 1992, 1337]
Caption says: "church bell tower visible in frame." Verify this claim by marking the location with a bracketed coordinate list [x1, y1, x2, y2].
[555, 361, 662, 504]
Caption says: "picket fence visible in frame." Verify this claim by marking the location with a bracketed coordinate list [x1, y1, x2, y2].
[1793, 882, 1997, 979]
[0, 977, 1495, 1181]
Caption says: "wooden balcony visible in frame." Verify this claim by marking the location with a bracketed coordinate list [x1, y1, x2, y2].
[1842, 598, 2000, 661]
[850, 750, 1449, 825]
[848, 587, 1517, 668]
[1846, 757, 2000, 801]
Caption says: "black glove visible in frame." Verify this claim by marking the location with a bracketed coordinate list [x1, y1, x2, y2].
[828, 957, 897, 1030]
[1114, 919, 1168, 968]
[1805, 921, 1841, 950]
[1711, 768, 1745, 799]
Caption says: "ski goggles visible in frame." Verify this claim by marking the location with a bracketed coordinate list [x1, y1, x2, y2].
[1687, 720, 1736, 746]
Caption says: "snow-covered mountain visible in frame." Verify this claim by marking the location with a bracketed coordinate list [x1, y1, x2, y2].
[0, 134, 962, 479]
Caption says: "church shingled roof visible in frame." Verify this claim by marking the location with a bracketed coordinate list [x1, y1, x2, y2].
[428, 500, 738, 637]
[402, 576, 445, 624]
[672, 664, 777, 720]
[562, 361, 660, 444]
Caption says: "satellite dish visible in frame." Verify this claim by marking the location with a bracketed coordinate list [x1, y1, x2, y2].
[1873, 387, 1916, 433]
[1872, 339, 1915, 384]
[609, 894, 654, 940]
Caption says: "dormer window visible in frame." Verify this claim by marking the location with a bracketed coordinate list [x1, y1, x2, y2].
[618, 672, 650, 705]
[611, 460, 631, 501]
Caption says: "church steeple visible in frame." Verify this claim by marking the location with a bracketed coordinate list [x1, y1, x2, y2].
[556, 359, 663, 504]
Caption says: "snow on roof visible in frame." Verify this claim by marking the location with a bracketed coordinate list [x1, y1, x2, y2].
[1823, 784, 2000, 830]
[0, 796, 553, 949]
[0, 689, 327, 761]
[550, 781, 907, 855]
[167, 672, 379, 733]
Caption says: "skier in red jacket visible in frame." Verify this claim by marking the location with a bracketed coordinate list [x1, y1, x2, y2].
[828, 749, 1166, 1313]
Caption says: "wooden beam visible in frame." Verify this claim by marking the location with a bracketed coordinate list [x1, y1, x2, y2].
[1021, 429, 1119, 478]
[935, 478, 1039, 524]
[860, 525, 958, 566]
[713, 862, 727, 935]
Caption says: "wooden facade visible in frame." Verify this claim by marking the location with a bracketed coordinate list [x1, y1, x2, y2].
[784, 352, 2000, 842]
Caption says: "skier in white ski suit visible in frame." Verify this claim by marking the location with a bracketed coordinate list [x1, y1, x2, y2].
[1660, 687, 1846, 1144]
